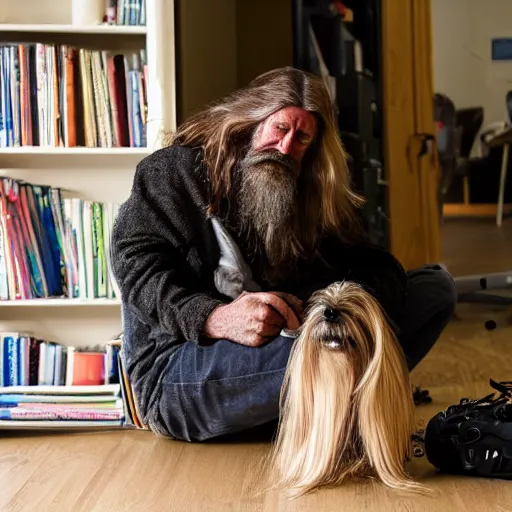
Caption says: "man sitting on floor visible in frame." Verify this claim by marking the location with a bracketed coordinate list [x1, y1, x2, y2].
[110, 67, 457, 441]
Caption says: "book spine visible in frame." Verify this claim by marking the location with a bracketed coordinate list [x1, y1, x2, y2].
[0, 336, 3, 387]
[139, 0, 146, 25]
[65, 346, 75, 386]
[0, 48, 5, 147]
[117, 0, 125, 25]
[49, 45, 60, 146]
[6, 184, 31, 299]
[65, 47, 77, 147]
[106, 55, 119, 146]
[4, 47, 13, 147]
[6, 336, 18, 387]
[0, 182, 16, 300]
[37, 342, 46, 385]
[124, 56, 134, 147]
[0, 204, 8, 299]
[29, 339, 40, 386]
[45, 343, 55, 386]
[10, 46, 21, 147]
[27, 45, 39, 146]
[19, 336, 28, 386]
[35, 44, 45, 146]
[19, 45, 30, 146]
[20, 185, 47, 297]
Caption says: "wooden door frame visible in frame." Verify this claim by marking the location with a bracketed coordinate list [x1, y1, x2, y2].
[380, 0, 441, 269]
[381, 0, 425, 271]
[411, 0, 441, 264]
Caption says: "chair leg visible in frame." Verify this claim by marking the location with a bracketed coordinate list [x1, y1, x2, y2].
[497, 143, 509, 226]
[458, 292, 512, 306]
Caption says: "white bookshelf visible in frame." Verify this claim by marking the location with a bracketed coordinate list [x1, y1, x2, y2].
[0, 0, 176, 347]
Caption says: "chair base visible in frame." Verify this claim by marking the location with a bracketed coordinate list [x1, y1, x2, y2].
[455, 271, 512, 305]
[458, 292, 512, 306]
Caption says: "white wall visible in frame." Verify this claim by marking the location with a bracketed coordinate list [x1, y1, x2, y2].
[0, 0, 69, 24]
[432, 0, 512, 126]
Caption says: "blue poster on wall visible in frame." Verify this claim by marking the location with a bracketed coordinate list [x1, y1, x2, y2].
[492, 38, 512, 60]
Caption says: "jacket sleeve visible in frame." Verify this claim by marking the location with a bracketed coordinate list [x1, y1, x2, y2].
[110, 148, 223, 342]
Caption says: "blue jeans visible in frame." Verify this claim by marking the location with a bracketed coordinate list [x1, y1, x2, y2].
[148, 265, 457, 441]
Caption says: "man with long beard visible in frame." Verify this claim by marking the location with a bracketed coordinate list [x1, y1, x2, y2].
[111, 67, 457, 441]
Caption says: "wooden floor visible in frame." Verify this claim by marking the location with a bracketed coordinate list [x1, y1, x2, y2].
[440, 217, 512, 276]
[1, 219, 512, 512]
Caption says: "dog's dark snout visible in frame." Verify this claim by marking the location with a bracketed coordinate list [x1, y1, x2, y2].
[324, 308, 339, 322]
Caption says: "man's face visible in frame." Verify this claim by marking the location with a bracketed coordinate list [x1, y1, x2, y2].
[251, 106, 318, 165]
[234, 107, 318, 282]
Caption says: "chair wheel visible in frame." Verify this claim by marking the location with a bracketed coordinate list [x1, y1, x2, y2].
[485, 320, 497, 330]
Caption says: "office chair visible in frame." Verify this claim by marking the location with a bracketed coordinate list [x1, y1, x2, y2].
[433, 94, 457, 219]
[433, 94, 485, 201]
[433, 92, 512, 308]
[433, 93, 459, 204]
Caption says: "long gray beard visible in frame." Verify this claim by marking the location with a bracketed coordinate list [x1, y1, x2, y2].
[235, 151, 300, 281]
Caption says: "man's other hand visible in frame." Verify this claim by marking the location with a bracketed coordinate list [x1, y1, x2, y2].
[204, 292, 302, 347]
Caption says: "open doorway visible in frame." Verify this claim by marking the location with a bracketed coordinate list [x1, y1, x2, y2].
[432, 0, 512, 277]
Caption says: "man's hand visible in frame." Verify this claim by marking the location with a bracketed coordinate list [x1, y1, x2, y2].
[204, 292, 302, 347]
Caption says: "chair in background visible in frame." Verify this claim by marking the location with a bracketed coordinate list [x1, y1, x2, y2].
[495, 89, 512, 226]
[433, 92, 512, 308]
[433, 93, 483, 209]
[433, 93, 458, 207]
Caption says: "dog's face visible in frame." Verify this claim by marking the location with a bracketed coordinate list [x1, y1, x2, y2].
[304, 281, 374, 359]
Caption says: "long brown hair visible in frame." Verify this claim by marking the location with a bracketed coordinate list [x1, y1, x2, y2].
[168, 66, 366, 247]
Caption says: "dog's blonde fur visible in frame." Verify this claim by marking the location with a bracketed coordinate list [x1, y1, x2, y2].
[267, 281, 423, 498]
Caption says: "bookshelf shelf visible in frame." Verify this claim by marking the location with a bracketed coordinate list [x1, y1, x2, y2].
[0, 24, 147, 36]
[0, 299, 122, 307]
[0, 147, 150, 156]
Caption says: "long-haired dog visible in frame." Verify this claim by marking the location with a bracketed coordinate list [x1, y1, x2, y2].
[266, 281, 423, 498]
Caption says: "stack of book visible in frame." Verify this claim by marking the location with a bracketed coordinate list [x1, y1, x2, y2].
[0, 44, 147, 148]
[0, 333, 134, 430]
[0, 384, 124, 429]
[0, 331, 146, 431]
[0, 177, 120, 301]
[107, 0, 146, 26]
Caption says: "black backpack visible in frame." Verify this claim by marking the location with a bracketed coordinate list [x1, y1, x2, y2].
[425, 379, 512, 478]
